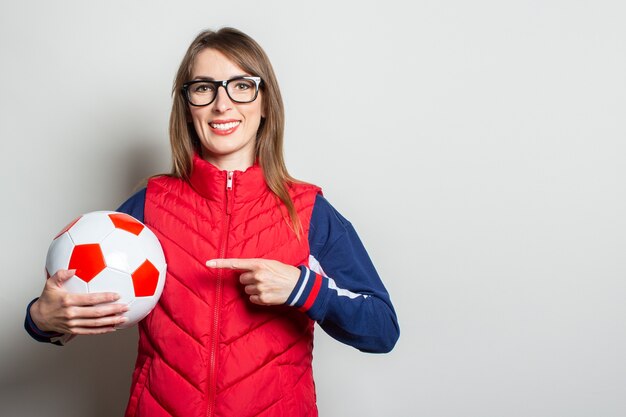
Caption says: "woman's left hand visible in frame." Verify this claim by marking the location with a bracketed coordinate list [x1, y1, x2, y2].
[206, 258, 300, 305]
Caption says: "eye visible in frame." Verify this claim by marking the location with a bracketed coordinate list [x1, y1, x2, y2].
[192, 83, 215, 93]
[233, 80, 253, 90]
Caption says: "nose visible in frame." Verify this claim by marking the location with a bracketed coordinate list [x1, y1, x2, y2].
[212, 85, 232, 113]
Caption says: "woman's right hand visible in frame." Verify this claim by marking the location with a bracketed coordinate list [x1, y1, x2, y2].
[30, 269, 129, 335]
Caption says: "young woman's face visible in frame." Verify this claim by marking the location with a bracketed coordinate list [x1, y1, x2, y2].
[189, 48, 263, 171]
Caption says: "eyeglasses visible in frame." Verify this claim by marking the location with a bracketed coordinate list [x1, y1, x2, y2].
[182, 76, 262, 106]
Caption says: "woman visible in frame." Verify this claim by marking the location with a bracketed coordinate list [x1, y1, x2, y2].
[26, 27, 399, 417]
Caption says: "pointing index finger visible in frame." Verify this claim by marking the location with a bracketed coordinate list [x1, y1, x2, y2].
[205, 258, 259, 271]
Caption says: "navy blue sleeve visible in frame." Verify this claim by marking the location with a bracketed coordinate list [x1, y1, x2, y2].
[116, 188, 146, 222]
[25, 188, 147, 344]
[285, 194, 400, 353]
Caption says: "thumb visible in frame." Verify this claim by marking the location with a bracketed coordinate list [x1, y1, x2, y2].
[50, 269, 76, 286]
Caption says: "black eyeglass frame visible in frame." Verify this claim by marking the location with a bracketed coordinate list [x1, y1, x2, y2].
[182, 76, 262, 106]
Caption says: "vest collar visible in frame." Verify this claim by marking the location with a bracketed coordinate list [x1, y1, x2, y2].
[188, 153, 268, 203]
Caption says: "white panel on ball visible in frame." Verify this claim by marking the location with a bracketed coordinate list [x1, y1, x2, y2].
[101, 228, 146, 273]
[154, 269, 166, 300]
[88, 268, 135, 305]
[138, 229, 167, 270]
[124, 296, 159, 328]
[45, 232, 74, 277]
[69, 211, 116, 244]
[63, 276, 89, 294]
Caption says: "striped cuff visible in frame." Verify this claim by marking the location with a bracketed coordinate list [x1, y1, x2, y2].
[286, 266, 329, 320]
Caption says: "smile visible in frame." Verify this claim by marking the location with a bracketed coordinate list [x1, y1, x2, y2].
[209, 120, 241, 136]
[210, 121, 240, 130]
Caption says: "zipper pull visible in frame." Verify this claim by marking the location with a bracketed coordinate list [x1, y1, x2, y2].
[226, 171, 233, 190]
[226, 171, 234, 214]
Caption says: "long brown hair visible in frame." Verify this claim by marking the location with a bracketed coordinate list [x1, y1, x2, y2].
[169, 28, 302, 235]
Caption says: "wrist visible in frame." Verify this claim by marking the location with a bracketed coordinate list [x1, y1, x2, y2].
[29, 299, 50, 332]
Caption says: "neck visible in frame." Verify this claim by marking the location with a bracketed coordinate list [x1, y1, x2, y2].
[202, 152, 254, 172]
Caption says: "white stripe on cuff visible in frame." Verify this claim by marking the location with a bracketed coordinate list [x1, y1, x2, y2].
[289, 267, 311, 307]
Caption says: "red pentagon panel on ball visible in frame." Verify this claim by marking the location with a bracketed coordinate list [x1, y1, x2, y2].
[109, 213, 145, 236]
[54, 216, 82, 240]
[68, 244, 106, 283]
[131, 260, 159, 297]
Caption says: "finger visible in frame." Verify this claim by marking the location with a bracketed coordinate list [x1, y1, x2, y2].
[66, 291, 122, 307]
[239, 272, 256, 285]
[249, 294, 267, 305]
[67, 326, 118, 335]
[206, 258, 261, 271]
[244, 285, 260, 295]
[73, 303, 129, 318]
[67, 315, 128, 329]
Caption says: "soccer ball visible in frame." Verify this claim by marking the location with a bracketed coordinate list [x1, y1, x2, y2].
[45, 211, 167, 329]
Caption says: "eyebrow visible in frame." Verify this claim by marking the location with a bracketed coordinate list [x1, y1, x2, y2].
[190, 74, 251, 81]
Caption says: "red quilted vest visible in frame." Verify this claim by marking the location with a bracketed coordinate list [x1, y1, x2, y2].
[124, 155, 320, 417]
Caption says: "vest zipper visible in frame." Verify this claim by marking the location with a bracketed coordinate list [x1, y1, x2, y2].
[207, 171, 234, 417]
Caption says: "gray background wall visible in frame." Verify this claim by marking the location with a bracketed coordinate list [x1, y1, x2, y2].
[2, 1, 625, 416]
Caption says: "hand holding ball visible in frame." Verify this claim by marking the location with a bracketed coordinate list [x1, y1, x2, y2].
[45, 211, 166, 329]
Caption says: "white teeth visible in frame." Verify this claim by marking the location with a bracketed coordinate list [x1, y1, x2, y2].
[210, 121, 240, 130]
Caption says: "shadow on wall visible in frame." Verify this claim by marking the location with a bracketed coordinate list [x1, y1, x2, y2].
[1, 329, 138, 417]
[108, 135, 170, 201]
[120, 138, 171, 193]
